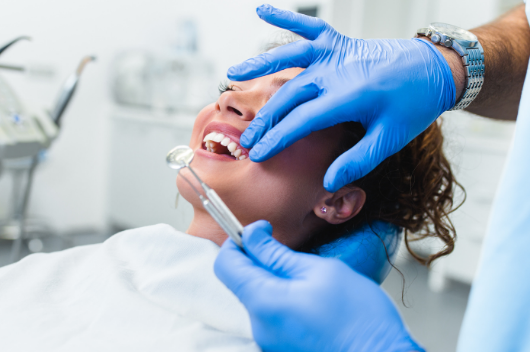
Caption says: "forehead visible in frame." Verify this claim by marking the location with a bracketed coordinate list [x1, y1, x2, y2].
[233, 67, 305, 91]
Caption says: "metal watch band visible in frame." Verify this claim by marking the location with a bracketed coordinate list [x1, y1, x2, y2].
[416, 28, 485, 111]
[450, 45, 484, 110]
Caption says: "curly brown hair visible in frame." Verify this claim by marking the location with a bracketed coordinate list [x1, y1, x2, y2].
[300, 119, 464, 267]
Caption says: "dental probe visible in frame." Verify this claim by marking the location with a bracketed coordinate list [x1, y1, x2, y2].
[166, 145, 244, 247]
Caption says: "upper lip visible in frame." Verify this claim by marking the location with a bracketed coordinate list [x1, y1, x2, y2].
[202, 121, 250, 154]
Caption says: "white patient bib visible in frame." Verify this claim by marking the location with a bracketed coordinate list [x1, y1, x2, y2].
[0, 224, 260, 352]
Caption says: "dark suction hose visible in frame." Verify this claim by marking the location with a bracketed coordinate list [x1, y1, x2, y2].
[50, 55, 95, 127]
[0, 36, 31, 56]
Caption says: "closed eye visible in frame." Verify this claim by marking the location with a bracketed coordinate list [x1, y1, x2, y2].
[218, 81, 235, 95]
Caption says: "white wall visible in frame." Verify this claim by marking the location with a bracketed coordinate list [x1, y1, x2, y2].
[332, 0, 507, 39]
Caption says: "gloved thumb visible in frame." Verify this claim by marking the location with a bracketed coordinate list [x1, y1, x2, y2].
[214, 232, 278, 300]
[243, 220, 320, 277]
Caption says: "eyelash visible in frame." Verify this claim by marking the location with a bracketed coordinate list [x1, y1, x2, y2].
[218, 81, 234, 95]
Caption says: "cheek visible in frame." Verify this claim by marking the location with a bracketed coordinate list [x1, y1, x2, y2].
[240, 167, 312, 217]
[225, 138, 331, 239]
[189, 104, 216, 148]
[176, 168, 203, 210]
[216, 163, 318, 248]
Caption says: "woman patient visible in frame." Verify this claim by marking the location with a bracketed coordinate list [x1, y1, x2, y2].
[184, 65, 460, 263]
[0, 47, 461, 351]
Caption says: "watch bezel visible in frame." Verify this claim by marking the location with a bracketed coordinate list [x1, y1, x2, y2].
[415, 22, 485, 111]
[428, 22, 478, 48]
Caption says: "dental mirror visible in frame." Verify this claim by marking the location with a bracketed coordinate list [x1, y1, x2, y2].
[165, 144, 244, 247]
[166, 145, 194, 170]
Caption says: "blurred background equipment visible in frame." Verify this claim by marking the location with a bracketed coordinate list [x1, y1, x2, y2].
[0, 0, 523, 351]
[111, 20, 215, 113]
[0, 37, 57, 161]
[0, 35, 94, 262]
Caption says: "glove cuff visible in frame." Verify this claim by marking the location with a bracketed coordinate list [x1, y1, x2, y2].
[412, 37, 457, 113]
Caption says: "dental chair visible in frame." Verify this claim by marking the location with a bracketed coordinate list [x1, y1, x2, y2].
[318, 221, 402, 284]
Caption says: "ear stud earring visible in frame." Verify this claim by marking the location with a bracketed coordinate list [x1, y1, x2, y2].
[320, 206, 327, 214]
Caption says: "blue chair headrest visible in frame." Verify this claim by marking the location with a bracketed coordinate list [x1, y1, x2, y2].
[317, 221, 402, 285]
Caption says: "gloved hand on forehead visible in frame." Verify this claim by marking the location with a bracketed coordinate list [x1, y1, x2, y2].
[230, 4, 455, 192]
[214, 220, 424, 352]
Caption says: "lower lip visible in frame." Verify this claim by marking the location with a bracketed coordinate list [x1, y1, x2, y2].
[195, 148, 237, 162]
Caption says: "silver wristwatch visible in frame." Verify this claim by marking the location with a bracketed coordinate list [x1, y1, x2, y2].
[416, 22, 484, 110]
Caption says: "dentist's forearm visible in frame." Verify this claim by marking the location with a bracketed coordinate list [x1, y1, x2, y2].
[466, 4, 530, 120]
[425, 4, 529, 121]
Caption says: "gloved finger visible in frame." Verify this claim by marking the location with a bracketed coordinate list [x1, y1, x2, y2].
[248, 96, 336, 162]
[256, 4, 328, 40]
[241, 79, 320, 148]
[227, 39, 313, 82]
[214, 236, 278, 299]
[242, 220, 320, 277]
[323, 123, 391, 192]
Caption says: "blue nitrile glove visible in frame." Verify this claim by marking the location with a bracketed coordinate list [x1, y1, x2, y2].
[230, 4, 455, 192]
[318, 221, 402, 284]
[214, 220, 424, 352]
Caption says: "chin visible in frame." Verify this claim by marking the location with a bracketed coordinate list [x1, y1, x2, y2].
[176, 170, 203, 209]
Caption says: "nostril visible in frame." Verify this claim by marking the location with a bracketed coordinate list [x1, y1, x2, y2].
[228, 106, 243, 116]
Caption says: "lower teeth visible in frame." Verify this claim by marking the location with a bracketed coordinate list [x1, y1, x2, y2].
[205, 141, 246, 160]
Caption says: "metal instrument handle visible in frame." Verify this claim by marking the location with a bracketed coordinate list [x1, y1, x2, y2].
[205, 188, 244, 235]
[185, 165, 244, 247]
[201, 196, 243, 247]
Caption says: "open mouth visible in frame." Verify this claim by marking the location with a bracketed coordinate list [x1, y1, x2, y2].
[202, 131, 248, 160]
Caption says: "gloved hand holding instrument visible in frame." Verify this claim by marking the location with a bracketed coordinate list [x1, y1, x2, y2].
[215, 221, 424, 352]
[230, 4, 456, 192]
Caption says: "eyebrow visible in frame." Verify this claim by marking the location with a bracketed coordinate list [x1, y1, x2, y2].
[267, 77, 291, 102]
[271, 77, 291, 89]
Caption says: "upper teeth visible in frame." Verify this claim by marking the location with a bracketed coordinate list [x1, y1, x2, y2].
[203, 131, 247, 160]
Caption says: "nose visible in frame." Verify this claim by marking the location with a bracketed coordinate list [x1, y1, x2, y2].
[216, 91, 256, 122]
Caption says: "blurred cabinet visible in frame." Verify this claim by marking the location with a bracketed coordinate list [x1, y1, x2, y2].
[107, 109, 195, 232]
[428, 112, 515, 291]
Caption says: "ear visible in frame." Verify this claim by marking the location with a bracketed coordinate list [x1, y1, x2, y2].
[313, 187, 366, 225]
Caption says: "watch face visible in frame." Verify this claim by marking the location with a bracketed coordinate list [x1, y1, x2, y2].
[430, 22, 477, 42]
